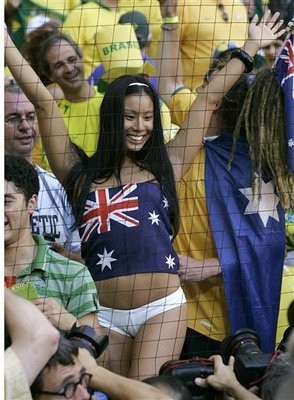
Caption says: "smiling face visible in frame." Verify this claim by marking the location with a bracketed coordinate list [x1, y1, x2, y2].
[45, 39, 85, 94]
[5, 91, 38, 158]
[123, 93, 154, 152]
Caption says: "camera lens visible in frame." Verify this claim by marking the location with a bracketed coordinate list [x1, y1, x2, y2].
[220, 329, 271, 388]
[220, 328, 261, 363]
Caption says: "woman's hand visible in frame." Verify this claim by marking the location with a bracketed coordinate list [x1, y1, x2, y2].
[244, 10, 286, 55]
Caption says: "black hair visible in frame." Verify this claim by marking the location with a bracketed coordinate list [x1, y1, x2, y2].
[204, 49, 252, 132]
[65, 74, 179, 234]
[31, 336, 79, 395]
[219, 74, 253, 131]
[5, 155, 39, 202]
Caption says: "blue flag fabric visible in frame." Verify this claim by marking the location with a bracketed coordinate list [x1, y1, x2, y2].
[205, 134, 285, 353]
[274, 33, 294, 173]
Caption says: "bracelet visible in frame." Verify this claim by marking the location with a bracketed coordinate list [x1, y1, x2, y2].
[230, 48, 254, 73]
[162, 16, 179, 24]
[161, 23, 178, 31]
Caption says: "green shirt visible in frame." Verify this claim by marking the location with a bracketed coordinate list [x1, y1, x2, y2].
[17, 235, 99, 318]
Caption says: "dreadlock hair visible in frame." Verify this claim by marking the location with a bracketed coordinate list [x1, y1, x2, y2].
[231, 67, 294, 210]
[64, 74, 179, 235]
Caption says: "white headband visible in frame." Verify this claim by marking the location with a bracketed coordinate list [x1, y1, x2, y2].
[128, 82, 149, 88]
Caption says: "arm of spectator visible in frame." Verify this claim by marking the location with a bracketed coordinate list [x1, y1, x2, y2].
[78, 348, 173, 400]
[5, 288, 60, 385]
[4, 24, 77, 184]
[157, 0, 183, 106]
[159, 8, 285, 180]
[195, 355, 261, 400]
[178, 255, 221, 283]
[32, 298, 100, 332]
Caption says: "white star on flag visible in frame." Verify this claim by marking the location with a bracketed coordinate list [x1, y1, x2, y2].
[165, 254, 176, 269]
[97, 248, 117, 271]
[239, 179, 280, 227]
[162, 196, 169, 208]
[148, 210, 160, 225]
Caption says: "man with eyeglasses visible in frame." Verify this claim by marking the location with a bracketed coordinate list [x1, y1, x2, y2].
[31, 336, 93, 400]
[4, 78, 81, 259]
[31, 336, 173, 400]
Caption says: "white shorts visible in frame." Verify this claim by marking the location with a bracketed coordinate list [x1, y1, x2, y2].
[98, 287, 186, 337]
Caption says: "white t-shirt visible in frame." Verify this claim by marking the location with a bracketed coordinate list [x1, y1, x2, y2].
[32, 165, 80, 253]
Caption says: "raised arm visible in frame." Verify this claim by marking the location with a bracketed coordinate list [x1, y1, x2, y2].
[156, 0, 183, 105]
[156, 5, 285, 180]
[4, 26, 77, 184]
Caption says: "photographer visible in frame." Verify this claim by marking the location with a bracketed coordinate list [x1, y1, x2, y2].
[31, 334, 174, 400]
[194, 355, 260, 400]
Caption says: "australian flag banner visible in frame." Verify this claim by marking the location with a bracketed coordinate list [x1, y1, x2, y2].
[274, 32, 294, 173]
[205, 134, 285, 353]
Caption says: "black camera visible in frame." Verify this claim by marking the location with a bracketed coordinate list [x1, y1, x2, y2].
[159, 357, 215, 400]
[220, 328, 271, 389]
[159, 327, 292, 400]
[66, 323, 109, 359]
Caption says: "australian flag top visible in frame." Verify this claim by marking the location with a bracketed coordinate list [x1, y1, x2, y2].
[274, 31, 294, 173]
[79, 182, 179, 281]
[205, 134, 285, 353]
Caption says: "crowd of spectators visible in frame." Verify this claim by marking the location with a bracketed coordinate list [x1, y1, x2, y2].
[4, 0, 294, 399]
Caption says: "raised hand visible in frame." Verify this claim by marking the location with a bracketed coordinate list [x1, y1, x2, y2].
[247, 10, 286, 49]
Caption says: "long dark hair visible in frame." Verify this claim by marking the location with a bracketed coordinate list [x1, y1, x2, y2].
[65, 74, 179, 235]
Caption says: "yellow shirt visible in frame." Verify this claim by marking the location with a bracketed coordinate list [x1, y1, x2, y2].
[33, 88, 103, 170]
[175, 147, 229, 341]
[177, 0, 248, 90]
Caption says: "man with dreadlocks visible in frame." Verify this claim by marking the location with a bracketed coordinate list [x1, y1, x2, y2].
[158, 1, 290, 356]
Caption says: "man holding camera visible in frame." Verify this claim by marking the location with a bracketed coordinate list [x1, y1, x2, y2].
[30, 334, 173, 400]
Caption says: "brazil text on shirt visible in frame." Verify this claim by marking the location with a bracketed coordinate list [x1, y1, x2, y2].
[102, 41, 140, 56]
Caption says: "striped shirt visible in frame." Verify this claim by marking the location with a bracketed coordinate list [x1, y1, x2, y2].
[17, 235, 99, 318]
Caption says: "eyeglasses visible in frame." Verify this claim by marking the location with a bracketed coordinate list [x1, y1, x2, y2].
[5, 113, 36, 127]
[36, 372, 93, 398]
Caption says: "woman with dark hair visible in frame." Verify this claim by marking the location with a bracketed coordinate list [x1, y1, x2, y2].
[4, 6, 285, 379]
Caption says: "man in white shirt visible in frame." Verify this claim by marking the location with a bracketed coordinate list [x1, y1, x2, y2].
[4, 79, 81, 256]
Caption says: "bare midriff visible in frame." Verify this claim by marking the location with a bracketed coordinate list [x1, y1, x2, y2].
[96, 272, 181, 309]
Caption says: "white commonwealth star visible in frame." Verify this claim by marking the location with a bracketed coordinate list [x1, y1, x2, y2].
[96, 248, 117, 271]
[162, 196, 169, 208]
[239, 179, 280, 227]
[288, 138, 294, 148]
[165, 254, 176, 269]
[148, 210, 160, 225]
